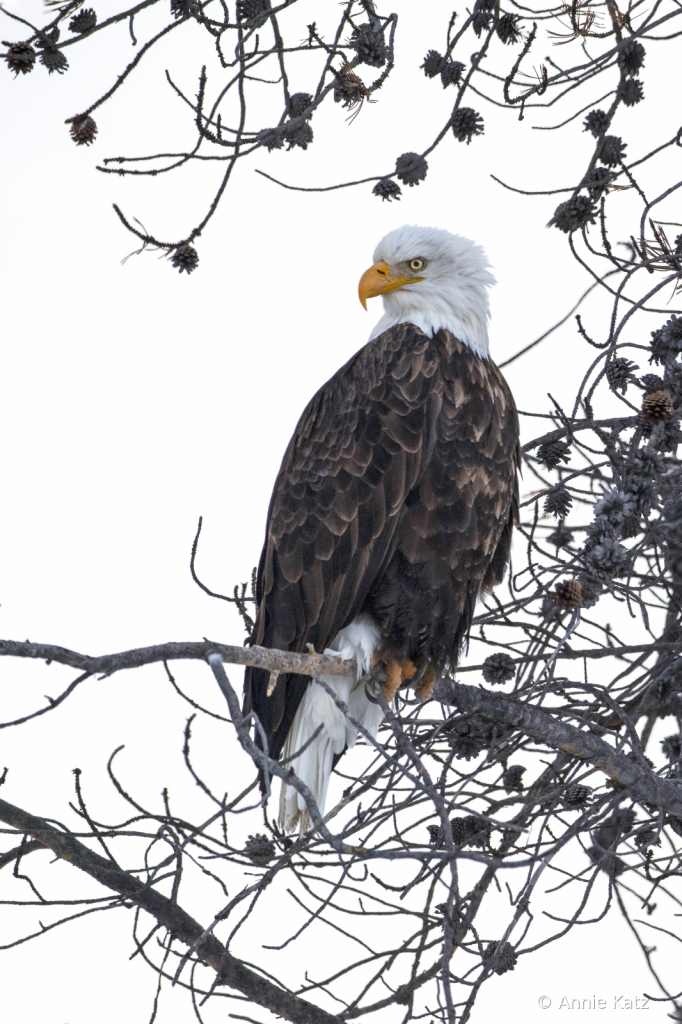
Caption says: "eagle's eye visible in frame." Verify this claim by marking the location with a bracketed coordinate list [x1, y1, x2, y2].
[409, 258, 426, 272]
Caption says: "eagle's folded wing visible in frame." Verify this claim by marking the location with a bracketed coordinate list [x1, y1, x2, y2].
[244, 323, 439, 758]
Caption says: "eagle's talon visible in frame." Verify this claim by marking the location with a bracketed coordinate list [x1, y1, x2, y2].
[415, 665, 437, 702]
[382, 658, 417, 701]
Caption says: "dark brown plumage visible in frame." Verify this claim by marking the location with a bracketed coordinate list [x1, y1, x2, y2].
[244, 323, 519, 761]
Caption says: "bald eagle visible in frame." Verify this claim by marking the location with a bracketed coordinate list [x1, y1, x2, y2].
[243, 225, 519, 832]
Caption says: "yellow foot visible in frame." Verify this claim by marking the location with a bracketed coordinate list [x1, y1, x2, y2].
[382, 658, 417, 702]
[415, 665, 437, 702]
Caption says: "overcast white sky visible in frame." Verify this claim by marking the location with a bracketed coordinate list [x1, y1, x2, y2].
[1, 0, 681, 1021]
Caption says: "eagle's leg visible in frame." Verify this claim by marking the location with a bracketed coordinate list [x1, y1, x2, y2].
[414, 665, 437, 702]
[382, 658, 417, 702]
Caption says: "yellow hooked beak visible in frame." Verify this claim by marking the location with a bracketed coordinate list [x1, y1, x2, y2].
[358, 261, 424, 310]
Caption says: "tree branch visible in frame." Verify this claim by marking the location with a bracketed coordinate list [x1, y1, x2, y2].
[0, 638, 355, 680]
[434, 678, 682, 820]
[0, 797, 343, 1024]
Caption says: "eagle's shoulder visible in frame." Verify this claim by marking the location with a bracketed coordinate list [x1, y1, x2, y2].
[283, 323, 438, 468]
[433, 329, 518, 436]
[261, 323, 441, 637]
[306, 322, 434, 405]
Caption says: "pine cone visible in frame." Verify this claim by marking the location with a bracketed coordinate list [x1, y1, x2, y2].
[257, 128, 283, 150]
[372, 178, 401, 202]
[482, 652, 515, 684]
[592, 487, 634, 528]
[69, 8, 97, 33]
[649, 315, 682, 365]
[69, 114, 97, 146]
[642, 390, 673, 423]
[244, 833, 275, 865]
[483, 941, 517, 975]
[503, 765, 526, 793]
[599, 135, 627, 166]
[619, 77, 644, 106]
[544, 485, 573, 518]
[640, 373, 665, 391]
[617, 38, 645, 75]
[451, 107, 484, 144]
[450, 817, 472, 846]
[350, 21, 387, 68]
[421, 49, 446, 78]
[553, 579, 585, 610]
[40, 48, 68, 74]
[289, 92, 313, 118]
[5, 41, 36, 75]
[537, 439, 570, 469]
[395, 152, 428, 187]
[634, 827, 660, 850]
[440, 61, 465, 88]
[429, 816, 488, 848]
[583, 109, 610, 137]
[236, 0, 270, 26]
[605, 357, 638, 394]
[496, 13, 522, 44]
[472, 9, 493, 35]
[284, 121, 313, 150]
[451, 815, 489, 847]
[547, 523, 573, 548]
[548, 196, 597, 233]
[333, 67, 366, 109]
[620, 515, 641, 539]
[427, 823, 442, 845]
[564, 783, 591, 806]
[171, 0, 200, 17]
[582, 166, 616, 199]
[171, 244, 199, 274]
[447, 719, 488, 760]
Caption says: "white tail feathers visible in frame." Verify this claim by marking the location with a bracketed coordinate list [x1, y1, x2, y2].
[278, 615, 382, 833]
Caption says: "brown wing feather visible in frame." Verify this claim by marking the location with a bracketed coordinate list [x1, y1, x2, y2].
[244, 324, 441, 758]
[363, 330, 519, 670]
[481, 360, 520, 592]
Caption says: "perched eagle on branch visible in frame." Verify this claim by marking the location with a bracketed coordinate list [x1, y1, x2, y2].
[243, 225, 519, 832]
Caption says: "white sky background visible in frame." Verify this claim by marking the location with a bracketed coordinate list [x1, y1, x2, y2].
[1, 0, 681, 1021]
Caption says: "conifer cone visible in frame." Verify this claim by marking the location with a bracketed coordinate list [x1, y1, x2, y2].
[421, 49, 445, 78]
[171, 244, 199, 274]
[564, 783, 591, 807]
[5, 41, 36, 75]
[483, 941, 517, 975]
[69, 8, 97, 33]
[553, 579, 585, 610]
[243, 833, 275, 865]
[69, 114, 97, 146]
[372, 178, 401, 202]
[544, 484, 572, 518]
[642, 390, 673, 424]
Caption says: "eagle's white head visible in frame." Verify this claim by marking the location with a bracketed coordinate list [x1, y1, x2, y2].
[359, 224, 495, 359]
